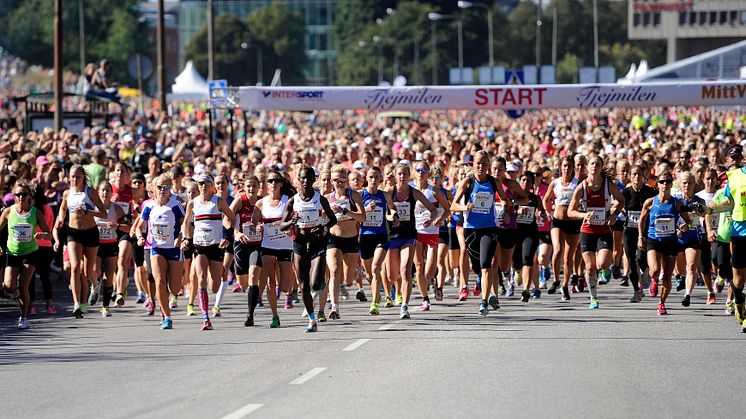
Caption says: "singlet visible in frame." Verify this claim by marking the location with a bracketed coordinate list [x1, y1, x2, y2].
[675, 193, 704, 244]
[67, 187, 94, 214]
[140, 198, 155, 250]
[647, 195, 680, 242]
[261, 195, 293, 250]
[293, 191, 325, 229]
[496, 181, 517, 229]
[580, 179, 612, 235]
[35, 205, 54, 248]
[112, 184, 133, 222]
[623, 184, 656, 229]
[696, 190, 718, 233]
[237, 194, 262, 244]
[536, 182, 551, 233]
[327, 189, 356, 224]
[438, 186, 449, 234]
[553, 178, 579, 207]
[516, 193, 540, 230]
[192, 195, 223, 247]
[94, 204, 119, 244]
[7, 206, 38, 256]
[142, 196, 184, 249]
[389, 186, 418, 239]
[360, 189, 388, 235]
[463, 176, 497, 230]
[450, 185, 462, 228]
[415, 184, 440, 235]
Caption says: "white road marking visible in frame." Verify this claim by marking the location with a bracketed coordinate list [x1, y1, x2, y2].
[378, 323, 395, 331]
[219, 403, 264, 419]
[289, 367, 327, 385]
[342, 338, 370, 352]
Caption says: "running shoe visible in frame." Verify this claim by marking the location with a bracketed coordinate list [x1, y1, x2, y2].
[488, 295, 500, 310]
[395, 294, 403, 305]
[514, 272, 522, 287]
[735, 304, 746, 324]
[742, 319, 746, 333]
[72, 306, 84, 319]
[640, 271, 651, 290]
[135, 292, 146, 304]
[539, 280, 547, 290]
[101, 307, 111, 317]
[317, 311, 327, 322]
[232, 284, 243, 293]
[473, 282, 482, 297]
[547, 281, 559, 294]
[146, 300, 155, 316]
[356, 289, 367, 302]
[506, 281, 515, 297]
[211, 306, 222, 317]
[598, 269, 609, 285]
[17, 317, 29, 330]
[434, 287, 444, 301]
[630, 290, 643, 303]
[521, 289, 531, 303]
[542, 267, 552, 284]
[681, 295, 691, 307]
[46, 304, 57, 314]
[301, 308, 308, 318]
[291, 289, 300, 304]
[620, 276, 629, 287]
[570, 274, 579, 286]
[419, 300, 430, 312]
[400, 305, 411, 319]
[340, 284, 350, 300]
[725, 301, 735, 316]
[28, 306, 37, 316]
[80, 303, 87, 312]
[385, 296, 394, 308]
[269, 316, 281, 328]
[88, 282, 100, 306]
[611, 265, 622, 280]
[257, 296, 264, 307]
[177, 288, 184, 297]
[227, 273, 236, 286]
[201, 318, 213, 331]
[115, 293, 125, 307]
[657, 303, 667, 315]
[304, 321, 318, 333]
[696, 278, 705, 287]
[284, 295, 293, 309]
[444, 274, 454, 286]
[649, 281, 659, 298]
[369, 302, 380, 316]
[571, 285, 579, 294]
[578, 277, 586, 293]
[562, 287, 571, 301]
[244, 316, 254, 327]
[588, 298, 599, 309]
[161, 318, 173, 330]
[458, 287, 469, 301]
[330, 307, 340, 320]
[675, 275, 685, 292]
[716, 277, 725, 293]
[186, 304, 196, 316]
[531, 288, 541, 299]
[169, 295, 178, 309]
[497, 284, 505, 296]
[478, 302, 489, 317]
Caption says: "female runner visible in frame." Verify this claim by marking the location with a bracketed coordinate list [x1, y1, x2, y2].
[230, 176, 264, 326]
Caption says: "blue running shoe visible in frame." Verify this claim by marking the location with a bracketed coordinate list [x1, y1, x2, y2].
[479, 302, 489, 316]
[531, 288, 541, 299]
[160, 317, 173, 330]
[589, 298, 599, 309]
[304, 321, 318, 333]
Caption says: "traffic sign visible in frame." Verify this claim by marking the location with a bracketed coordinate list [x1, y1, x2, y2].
[506, 70, 525, 119]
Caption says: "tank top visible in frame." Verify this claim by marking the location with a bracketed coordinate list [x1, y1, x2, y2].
[696, 190, 719, 232]
[94, 204, 119, 244]
[415, 184, 441, 235]
[463, 176, 497, 230]
[261, 195, 293, 250]
[67, 187, 94, 214]
[143, 197, 184, 248]
[553, 178, 578, 207]
[675, 193, 703, 244]
[624, 184, 655, 229]
[192, 195, 223, 246]
[516, 193, 540, 229]
[580, 179, 612, 235]
[496, 181, 517, 229]
[360, 189, 388, 235]
[112, 184, 133, 220]
[536, 182, 551, 233]
[438, 186, 449, 234]
[293, 191, 325, 229]
[389, 186, 418, 239]
[7, 206, 38, 256]
[35, 205, 54, 248]
[327, 189, 355, 223]
[450, 185, 462, 227]
[238, 194, 262, 243]
[647, 196, 679, 241]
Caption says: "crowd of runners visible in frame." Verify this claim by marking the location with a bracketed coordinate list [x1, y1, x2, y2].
[1, 104, 746, 334]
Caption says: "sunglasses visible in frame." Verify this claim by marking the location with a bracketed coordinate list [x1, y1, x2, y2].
[332, 178, 346, 183]
[197, 181, 211, 186]
[433, 175, 442, 180]
[267, 178, 283, 184]
[415, 168, 430, 174]
[14, 192, 29, 198]
[156, 185, 170, 191]
[658, 179, 673, 185]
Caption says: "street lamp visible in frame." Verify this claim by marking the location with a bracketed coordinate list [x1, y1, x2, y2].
[241, 42, 263, 86]
[457, 1, 494, 74]
[372, 35, 383, 84]
[428, 12, 461, 85]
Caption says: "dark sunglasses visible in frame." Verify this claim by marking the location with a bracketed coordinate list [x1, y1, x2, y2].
[156, 185, 170, 191]
[415, 168, 430, 174]
[197, 181, 211, 186]
[14, 192, 29, 198]
[658, 179, 673, 185]
[267, 178, 283, 184]
[332, 178, 346, 183]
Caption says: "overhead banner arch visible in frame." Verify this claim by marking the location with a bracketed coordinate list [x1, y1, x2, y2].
[237, 81, 746, 111]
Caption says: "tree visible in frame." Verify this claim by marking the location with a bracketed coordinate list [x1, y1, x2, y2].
[556, 52, 580, 83]
[246, 3, 307, 84]
[184, 14, 254, 85]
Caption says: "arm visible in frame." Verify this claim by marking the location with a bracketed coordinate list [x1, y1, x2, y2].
[384, 191, 399, 222]
[413, 188, 438, 227]
[230, 197, 250, 244]
[180, 201, 194, 251]
[279, 197, 298, 231]
[450, 179, 471, 213]
[433, 188, 451, 226]
[637, 198, 653, 248]
[320, 195, 338, 230]
[567, 187, 588, 221]
[608, 182, 626, 224]
[347, 190, 366, 223]
[510, 181, 529, 206]
[87, 188, 108, 218]
[35, 211, 52, 241]
[542, 183, 555, 214]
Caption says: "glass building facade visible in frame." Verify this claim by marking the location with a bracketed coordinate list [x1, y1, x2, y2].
[179, 0, 336, 85]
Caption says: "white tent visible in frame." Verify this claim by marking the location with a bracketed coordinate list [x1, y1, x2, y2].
[169, 60, 209, 101]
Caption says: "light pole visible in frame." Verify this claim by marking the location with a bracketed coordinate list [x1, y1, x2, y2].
[372, 36, 383, 84]
[78, 0, 85, 73]
[428, 13, 460, 85]
[207, 0, 214, 80]
[157, 0, 166, 111]
[241, 43, 263, 85]
[54, 0, 63, 131]
[593, 0, 599, 82]
[457, 1, 493, 72]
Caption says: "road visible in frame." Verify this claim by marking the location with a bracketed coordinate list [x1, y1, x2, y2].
[1, 277, 743, 419]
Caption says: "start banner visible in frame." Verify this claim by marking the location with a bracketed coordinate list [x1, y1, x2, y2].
[238, 81, 746, 111]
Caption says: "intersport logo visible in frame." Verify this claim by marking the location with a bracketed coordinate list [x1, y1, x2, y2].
[262, 91, 325, 100]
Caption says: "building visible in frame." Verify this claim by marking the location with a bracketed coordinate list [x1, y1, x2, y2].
[628, 0, 746, 63]
[178, 0, 336, 85]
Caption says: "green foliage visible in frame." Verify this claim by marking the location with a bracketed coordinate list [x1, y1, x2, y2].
[246, 3, 307, 84]
[185, 14, 252, 85]
[556, 52, 580, 83]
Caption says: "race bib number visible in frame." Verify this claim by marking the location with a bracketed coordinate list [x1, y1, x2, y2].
[557, 192, 572, 206]
[13, 223, 33, 243]
[194, 224, 215, 246]
[627, 211, 641, 228]
[364, 207, 384, 227]
[516, 206, 535, 225]
[494, 202, 506, 227]
[97, 222, 116, 241]
[710, 213, 720, 230]
[395, 202, 411, 221]
[471, 192, 492, 214]
[297, 208, 321, 228]
[242, 224, 262, 242]
[151, 222, 170, 243]
[587, 207, 607, 225]
[266, 221, 287, 242]
[654, 217, 675, 237]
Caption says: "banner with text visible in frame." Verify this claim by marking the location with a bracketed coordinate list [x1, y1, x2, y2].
[238, 81, 746, 111]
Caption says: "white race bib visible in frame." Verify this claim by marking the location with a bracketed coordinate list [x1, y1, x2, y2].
[471, 192, 492, 214]
[587, 207, 607, 226]
[151, 221, 169, 243]
[266, 221, 287, 242]
[654, 217, 675, 237]
[557, 192, 572, 206]
[364, 207, 384, 227]
[516, 206, 535, 225]
[242, 224, 262, 242]
[494, 202, 506, 227]
[395, 202, 411, 221]
[13, 223, 33, 243]
[194, 223, 215, 246]
[297, 207, 321, 228]
[97, 222, 116, 241]
[627, 210, 641, 228]
[710, 213, 720, 230]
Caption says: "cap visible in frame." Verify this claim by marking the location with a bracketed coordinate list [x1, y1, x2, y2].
[122, 133, 134, 143]
[352, 160, 367, 171]
[506, 163, 518, 172]
[196, 173, 213, 184]
[727, 145, 743, 157]
[170, 166, 185, 176]
[131, 173, 146, 182]
[194, 163, 206, 174]
[35, 155, 49, 166]
[463, 155, 474, 164]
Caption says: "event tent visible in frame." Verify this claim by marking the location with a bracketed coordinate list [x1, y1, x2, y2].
[169, 60, 209, 101]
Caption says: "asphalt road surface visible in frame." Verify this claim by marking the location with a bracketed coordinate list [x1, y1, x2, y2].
[1, 277, 743, 419]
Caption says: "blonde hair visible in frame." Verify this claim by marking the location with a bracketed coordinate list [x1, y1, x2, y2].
[331, 164, 349, 177]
